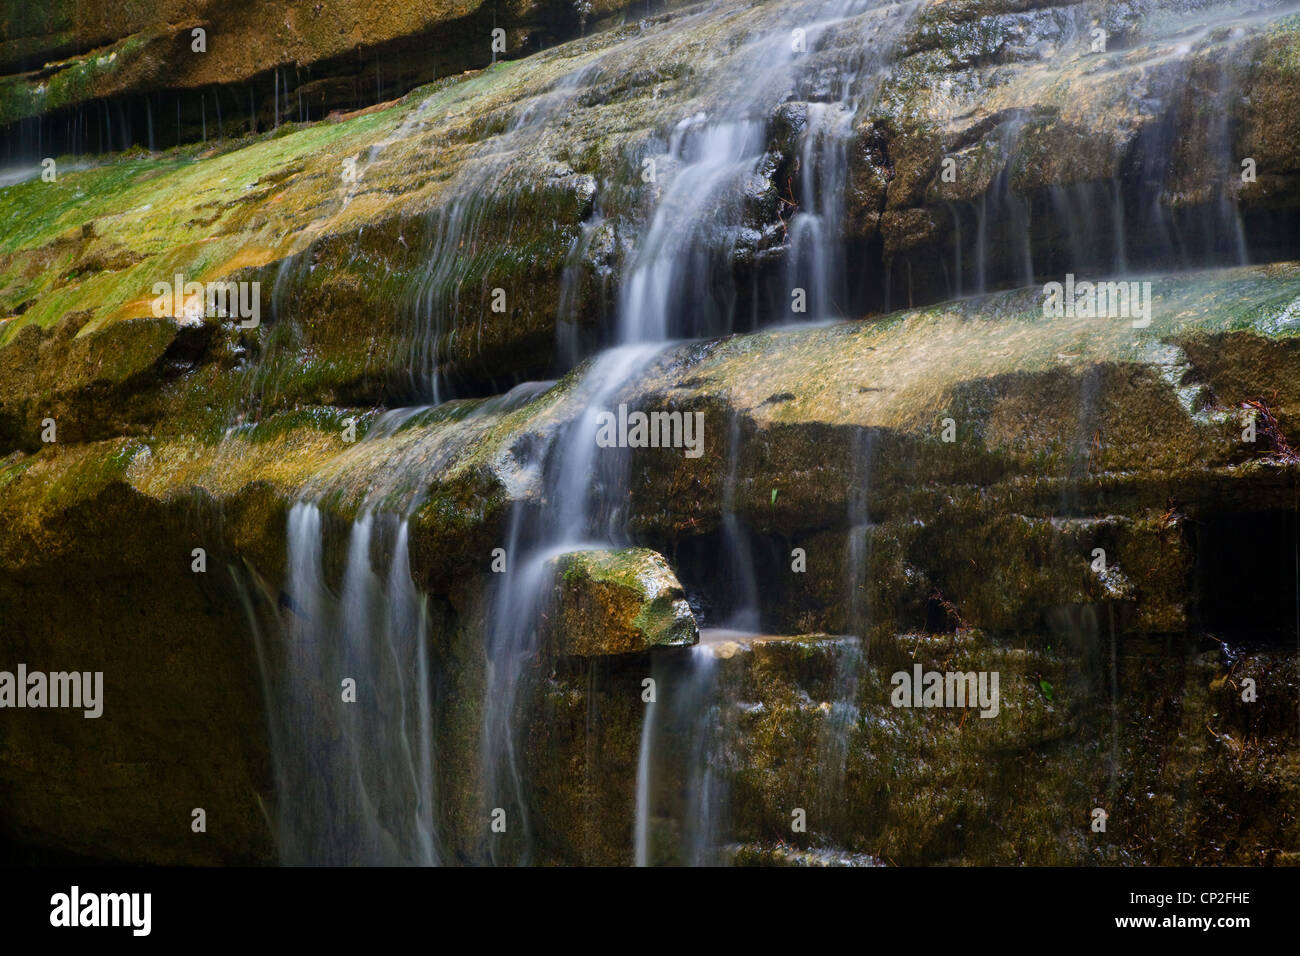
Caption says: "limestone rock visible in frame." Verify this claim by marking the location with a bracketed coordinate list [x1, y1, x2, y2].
[546, 548, 697, 656]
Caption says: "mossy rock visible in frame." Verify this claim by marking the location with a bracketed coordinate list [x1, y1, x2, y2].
[547, 547, 698, 657]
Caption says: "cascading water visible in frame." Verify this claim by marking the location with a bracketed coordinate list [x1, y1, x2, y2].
[241, 504, 440, 865]
[474, 0, 921, 864]
[399, 64, 605, 402]
[235, 0, 1300, 866]
[239, 382, 550, 865]
[718, 410, 761, 632]
[478, 343, 661, 863]
[633, 642, 726, 866]
[633, 673, 657, 867]
[787, 101, 856, 318]
[676, 645, 727, 866]
[931, 2, 1298, 302]
[5, 0, 1300, 879]
[632, 629, 865, 865]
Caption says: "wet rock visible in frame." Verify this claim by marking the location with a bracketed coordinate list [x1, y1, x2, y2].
[637, 628, 1300, 865]
[0, 0, 641, 134]
[3, 0, 1300, 867]
[5, 0, 1300, 409]
[731, 843, 883, 866]
[546, 548, 697, 656]
[0, 475, 274, 864]
[869, 1, 1300, 301]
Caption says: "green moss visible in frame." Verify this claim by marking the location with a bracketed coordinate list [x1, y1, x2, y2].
[0, 94, 414, 343]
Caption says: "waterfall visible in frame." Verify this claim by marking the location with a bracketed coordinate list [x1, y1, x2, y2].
[473, 0, 921, 865]
[240, 0, 1300, 867]
[617, 1, 919, 342]
[7, 0, 1300, 875]
[719, 409, 761, 631]
[240, 504, 440, 865]
[814, 636, 863, 826]
[478, 343, 660, 863]
[319, 56, 609, 401]
[616, 115, 767, 343]
[235, 373, 557, 864]
[845, 430, 875, 639]
[634, 643, 726, 866]
[678, 645, 725, 866]
[633, 684, 656, 867]
[787, 102, 855, 320]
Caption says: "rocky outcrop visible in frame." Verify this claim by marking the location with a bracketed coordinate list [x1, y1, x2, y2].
[546, 548, 697, 656]
[3, 0, 1300, 866]
[6, 0, 1300, 415]
[644, 630, 1300, 866]
[2, 261, 1299, 862]
[5, 262, 1300, 624]
[0, 0, 642, 141]
[837, 0, 1300, 300]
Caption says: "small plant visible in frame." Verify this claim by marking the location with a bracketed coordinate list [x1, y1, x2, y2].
[1244, 397, 1299, 462]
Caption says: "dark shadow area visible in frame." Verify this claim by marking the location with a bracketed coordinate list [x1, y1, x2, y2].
[1192, 508, 1300, 643]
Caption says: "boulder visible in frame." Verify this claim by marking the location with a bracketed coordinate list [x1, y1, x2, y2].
[546, 548, 697, 656]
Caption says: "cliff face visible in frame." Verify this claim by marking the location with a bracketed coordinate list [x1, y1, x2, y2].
[2, 0, 1299, 865]
[5, 1, 1300, 425]
[0, 1, 640, 142]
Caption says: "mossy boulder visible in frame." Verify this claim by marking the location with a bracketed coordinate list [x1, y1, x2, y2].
[547, 548, 697, 656]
